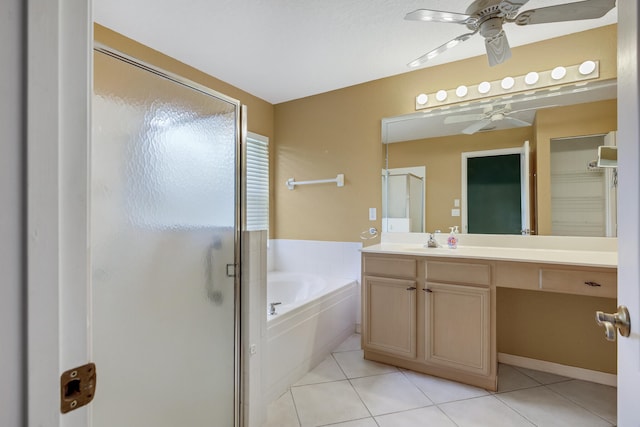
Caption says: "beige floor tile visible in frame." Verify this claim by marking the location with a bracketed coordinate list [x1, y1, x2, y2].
[402, 369, 490, 404]
[333, 349, 398, 378]
[262, 390, 300, 427]
[333, 333, 362, 352]
[548, 379, 617, 425]
[497, 386, 612, 426]
[327, 418, 378, 427]
[376, 406, 457, 427]
[350, 372, 432, 416]
[291, 380, 370, 427]
[496, 363, 541, 393]
[512, 366, 571, 385]
[439, 395, 534, 427]
[293, 354, 346, 386]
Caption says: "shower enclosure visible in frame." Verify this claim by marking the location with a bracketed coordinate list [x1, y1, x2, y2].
[382, 169, 425, 232]
[91, 47, 241, 426]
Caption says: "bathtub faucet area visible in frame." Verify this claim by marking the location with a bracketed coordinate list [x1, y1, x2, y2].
[269, 301, 282, 316]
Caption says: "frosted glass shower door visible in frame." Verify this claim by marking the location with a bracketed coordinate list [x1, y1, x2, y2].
[91, 49, 239, 426]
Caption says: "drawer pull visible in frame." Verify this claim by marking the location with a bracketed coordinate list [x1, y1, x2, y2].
[584, 281, 602, 287]
[406, 286, 417, 291]
[423, 288, 433, 293]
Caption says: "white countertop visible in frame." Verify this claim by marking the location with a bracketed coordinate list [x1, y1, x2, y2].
[361, 243, 618, 268]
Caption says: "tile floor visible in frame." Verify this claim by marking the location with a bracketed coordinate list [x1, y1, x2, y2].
[262, 334, 617, 427]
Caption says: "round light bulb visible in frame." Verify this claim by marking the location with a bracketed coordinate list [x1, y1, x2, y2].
[478, 81, 491, 94]
[416, 93, 428, 105]
[455, 85, 468, 98]
[435, 90, 448, 102]
[501, 76, 515, 90]
[551, 66, 567, 80]
[524, 72, 539, 85]
[579, 60, 596, 75]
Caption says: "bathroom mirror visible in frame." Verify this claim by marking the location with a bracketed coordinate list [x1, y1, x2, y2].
[381, 79, 618, 236]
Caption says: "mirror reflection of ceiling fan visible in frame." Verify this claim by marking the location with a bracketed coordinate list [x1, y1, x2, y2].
[406, 0, 616, 68]
[444, 103, 544, 134]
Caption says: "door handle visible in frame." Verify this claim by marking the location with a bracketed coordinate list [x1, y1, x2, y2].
[595, 305, 631, 341]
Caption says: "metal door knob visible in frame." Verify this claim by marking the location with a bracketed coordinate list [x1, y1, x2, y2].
[595, 305, 631, 341]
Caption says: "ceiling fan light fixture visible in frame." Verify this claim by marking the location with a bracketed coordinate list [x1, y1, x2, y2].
[524, 72, 539, 85]
[551, 66, 567, 80]
[579, 60, 597, 75]
[436, 90, 448, 102]
[416, 93, 429, 105]
[501, 77, 515, 90]
[456, 85, 468, 97]
[478, 81, 491, 94]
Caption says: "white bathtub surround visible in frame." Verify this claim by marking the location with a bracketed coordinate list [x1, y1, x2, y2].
[241, 230, 268, 427]
[268, 239, 362, 279]
[262, 239, 362, 406]
[264, 274, 358, 405]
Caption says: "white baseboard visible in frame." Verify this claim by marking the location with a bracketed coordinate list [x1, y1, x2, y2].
[498, 353, 617, 387]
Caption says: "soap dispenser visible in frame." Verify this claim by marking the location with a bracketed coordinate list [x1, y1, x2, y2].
[447, 226, 458, 249]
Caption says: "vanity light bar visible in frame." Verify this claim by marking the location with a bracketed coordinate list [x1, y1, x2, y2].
[415, 60, 599, 111]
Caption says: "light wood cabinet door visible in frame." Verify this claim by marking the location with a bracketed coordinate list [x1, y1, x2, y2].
[423, 282, 491, 376]
[363, 276, 417, 359]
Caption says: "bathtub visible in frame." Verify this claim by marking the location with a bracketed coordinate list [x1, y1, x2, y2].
[264, 271, 357, 404]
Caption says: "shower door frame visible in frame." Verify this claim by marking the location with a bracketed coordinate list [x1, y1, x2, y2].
[27, 3, 245, 422]
[91, 43, 245, 427]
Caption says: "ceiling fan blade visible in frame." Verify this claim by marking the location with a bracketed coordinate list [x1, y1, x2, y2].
[504, 117, 532, 127]
[405, 9, 474, 25]
[514, 0, 616, 26]
[444, 114, 487, 124]
[498, 0, 530, 16]
[462, 118, 493, 135]
[408, 31, 477, 68]
[485, 31, 512, 67]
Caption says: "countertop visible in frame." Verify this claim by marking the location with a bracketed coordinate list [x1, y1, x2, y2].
[361, 243, 618, 268]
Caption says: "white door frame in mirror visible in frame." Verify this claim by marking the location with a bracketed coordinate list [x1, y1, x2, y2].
[461, 141, 530, 235]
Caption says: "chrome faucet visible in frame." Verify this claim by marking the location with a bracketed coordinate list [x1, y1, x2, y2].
[269, 302, 282, 316]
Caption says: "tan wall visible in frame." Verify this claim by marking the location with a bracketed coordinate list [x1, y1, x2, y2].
[94, 24, 277, 231]
[388, 127, 534, 233]
[535, 99, 618, 235]
[274, 25, 617, 243]
[497, 289, 617, 374]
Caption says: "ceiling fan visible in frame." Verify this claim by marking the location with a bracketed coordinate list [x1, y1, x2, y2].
[444, 103, 539, 134]
[406, 0, 616, 68]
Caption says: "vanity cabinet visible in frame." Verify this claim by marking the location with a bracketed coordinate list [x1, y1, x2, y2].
[363, 276, 417, 359]
[362, 254, 497, 390]
[423, 282, 491, 378]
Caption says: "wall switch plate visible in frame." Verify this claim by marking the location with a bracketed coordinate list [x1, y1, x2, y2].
[454, 199, 460, 207]
[451, 208, 460, 217]
[369, 207, 377, 221]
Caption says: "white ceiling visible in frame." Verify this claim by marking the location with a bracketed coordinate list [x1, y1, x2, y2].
[93, 0, 617, 104]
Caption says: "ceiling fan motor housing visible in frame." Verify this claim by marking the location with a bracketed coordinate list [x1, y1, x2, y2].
[480, 17, 504, 38]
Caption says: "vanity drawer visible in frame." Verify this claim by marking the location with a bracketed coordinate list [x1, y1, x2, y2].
[495, 262, 539, 290]
[540, 268, 617, 298]
[426, 261, 491, 286]
[363, 256, 416, 279]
